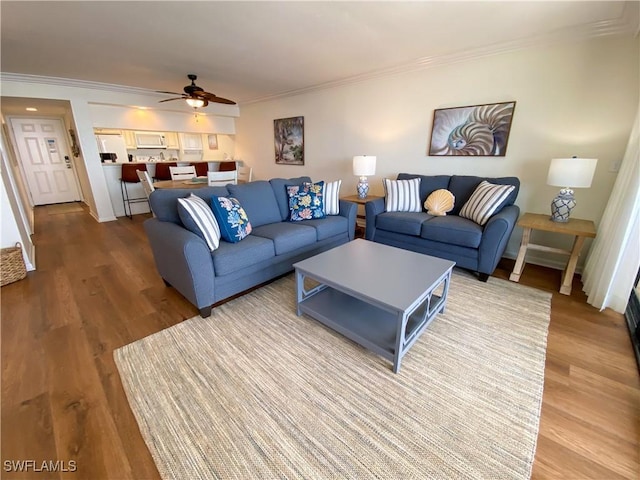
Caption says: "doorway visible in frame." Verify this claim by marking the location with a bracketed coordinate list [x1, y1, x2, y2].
[8, 116, 81, 205]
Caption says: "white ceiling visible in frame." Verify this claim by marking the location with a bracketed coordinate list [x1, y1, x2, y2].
[1, 1, 637, 106]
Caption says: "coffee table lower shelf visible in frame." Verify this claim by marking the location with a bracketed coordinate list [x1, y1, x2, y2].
[296, 282, 445, 372]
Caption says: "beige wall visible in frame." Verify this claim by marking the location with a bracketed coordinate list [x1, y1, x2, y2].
[235, 35, 639, 267]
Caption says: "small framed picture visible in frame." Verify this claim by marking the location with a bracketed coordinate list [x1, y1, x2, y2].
[274, 116, 304, 165]
[208, 134, 218, 150]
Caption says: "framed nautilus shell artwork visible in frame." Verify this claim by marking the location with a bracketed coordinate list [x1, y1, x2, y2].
[428, 101, 516, 156]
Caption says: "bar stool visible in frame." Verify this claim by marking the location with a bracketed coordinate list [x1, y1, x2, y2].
[190, 162, 209, 177]
[218, 161, 237, 172]
[120, 164, 149, 219]
[153, 162, 176, 181]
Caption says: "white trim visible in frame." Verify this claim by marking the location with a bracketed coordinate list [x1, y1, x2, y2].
[0, 72, 160, 96]
[0, 132, 36, 270]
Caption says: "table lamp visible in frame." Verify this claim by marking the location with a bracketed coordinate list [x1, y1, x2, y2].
[546, 156, 597, 222]
[353, 155, 376, 198]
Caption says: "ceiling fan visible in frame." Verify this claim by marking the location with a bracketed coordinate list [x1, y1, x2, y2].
[157, 74, 236, 108]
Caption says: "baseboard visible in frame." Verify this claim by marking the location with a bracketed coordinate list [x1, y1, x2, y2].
[93, 211, 117, 222]
[25, 242, 36, 271]
[502, 250, 580, 273]
[624, 291, 640, 373]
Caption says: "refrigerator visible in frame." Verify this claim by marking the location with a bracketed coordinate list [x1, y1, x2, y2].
[96, 134, 129, 163]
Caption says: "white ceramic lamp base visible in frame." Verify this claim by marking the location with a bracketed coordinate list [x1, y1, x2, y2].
[550, 188, 576, 222]
[357, 176, 369, 199]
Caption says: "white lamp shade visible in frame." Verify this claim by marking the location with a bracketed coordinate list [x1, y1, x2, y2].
[353, 155, 376, 176]
[547, 157, 597, 188]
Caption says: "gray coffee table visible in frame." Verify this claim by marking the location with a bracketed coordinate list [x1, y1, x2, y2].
[293, 239, 455, 373]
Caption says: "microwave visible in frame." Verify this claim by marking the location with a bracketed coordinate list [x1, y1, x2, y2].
[134, 132, 166, 149]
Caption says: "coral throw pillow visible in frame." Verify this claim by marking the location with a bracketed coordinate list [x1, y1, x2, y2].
[210, 196, 252, 243]
[287, 181, 326, 221]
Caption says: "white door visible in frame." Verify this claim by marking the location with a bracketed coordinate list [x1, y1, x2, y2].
[9, 117, 81, 205]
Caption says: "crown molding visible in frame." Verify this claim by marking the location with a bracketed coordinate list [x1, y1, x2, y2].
[0, 73, 240, 117]
[0, 72, 162, 97]
[243, 14, 638, 105]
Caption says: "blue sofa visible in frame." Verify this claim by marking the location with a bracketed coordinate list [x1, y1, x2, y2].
[365, 174, 520, 281]
[144, 177, 357, 317]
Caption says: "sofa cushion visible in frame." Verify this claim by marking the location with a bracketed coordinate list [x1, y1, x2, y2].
[227, 181, 282, 227]
[383, 178, 422, 212]
[459, 181, 516, 226]
[448, 176, 519, 215]
[150, 186, 229, 224]
[252, 223, 317, 255]
[420, 216, 483, 248]
[323, 180, 342, 215]
[300, 216, 349, 241]
[397, 173, 451, 204]
[212, 235, 275, 276]
[287, 181, 326, 221]
[177, 193, 221, 251]
[269, 176, 313, 220]
[211, 196, 252, 243]
[376, 211, 433, 236]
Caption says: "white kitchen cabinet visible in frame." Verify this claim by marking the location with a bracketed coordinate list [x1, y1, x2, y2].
[164, 132, 179, 149]
[94, 128, 123, 135]
[179, 133, 203, 151]
[122, 130, 137, 149]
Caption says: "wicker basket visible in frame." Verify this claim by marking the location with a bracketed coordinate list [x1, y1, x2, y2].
[1, 243, 27, 286]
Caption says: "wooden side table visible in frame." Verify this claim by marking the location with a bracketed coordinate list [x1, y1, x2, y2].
[341, 194, 383, 205]
[341, 194, 383, 238]
[509, 212, 596, 295]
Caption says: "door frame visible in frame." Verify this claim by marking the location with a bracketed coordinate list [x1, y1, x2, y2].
[6, 115, 84, 207]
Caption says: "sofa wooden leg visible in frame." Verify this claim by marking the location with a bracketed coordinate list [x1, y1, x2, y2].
[478, 273, 489, 282]
[199, 306, 212, 318]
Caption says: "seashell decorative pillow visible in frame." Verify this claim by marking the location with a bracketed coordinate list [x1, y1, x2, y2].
[424, 189, 455, 216]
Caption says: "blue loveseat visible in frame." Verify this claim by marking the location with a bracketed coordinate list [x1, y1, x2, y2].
[365, 174, 520, 280]
[144, 177, 357, 317]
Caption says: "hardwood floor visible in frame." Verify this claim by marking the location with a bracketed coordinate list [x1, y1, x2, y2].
[1, 204, 638, 479]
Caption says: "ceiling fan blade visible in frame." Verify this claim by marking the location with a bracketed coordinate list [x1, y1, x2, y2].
[199, 92, 236, 105]
[159, 75, 235, 106]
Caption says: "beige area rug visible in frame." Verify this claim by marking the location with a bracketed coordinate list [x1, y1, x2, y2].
[115, 272, 551, 480]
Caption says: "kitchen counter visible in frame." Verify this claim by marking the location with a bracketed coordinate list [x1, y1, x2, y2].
[101, 160, 218, 166]
[102, 160, 237, 217]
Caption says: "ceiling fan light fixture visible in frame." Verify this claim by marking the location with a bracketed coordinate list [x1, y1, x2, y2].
[185, 97, 205, 108]
[158, 74, 236, 107]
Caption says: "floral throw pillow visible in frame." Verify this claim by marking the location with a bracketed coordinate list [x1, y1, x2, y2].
[210, 196, 252, 243]
[287, 181, 326, 221]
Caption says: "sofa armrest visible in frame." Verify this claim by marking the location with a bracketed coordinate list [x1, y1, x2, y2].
[143, 218, 215, 310]
[365, 197, 386, 240]
[478, 205, 520, 275]
[339, 199, 358, 241]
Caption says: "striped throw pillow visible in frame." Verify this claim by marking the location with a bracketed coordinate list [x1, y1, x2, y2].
[384, 178, 422, 212]
[459, 181, 515, 226]
[177, 194, 221, 251]
[323, 180, 342, 215]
